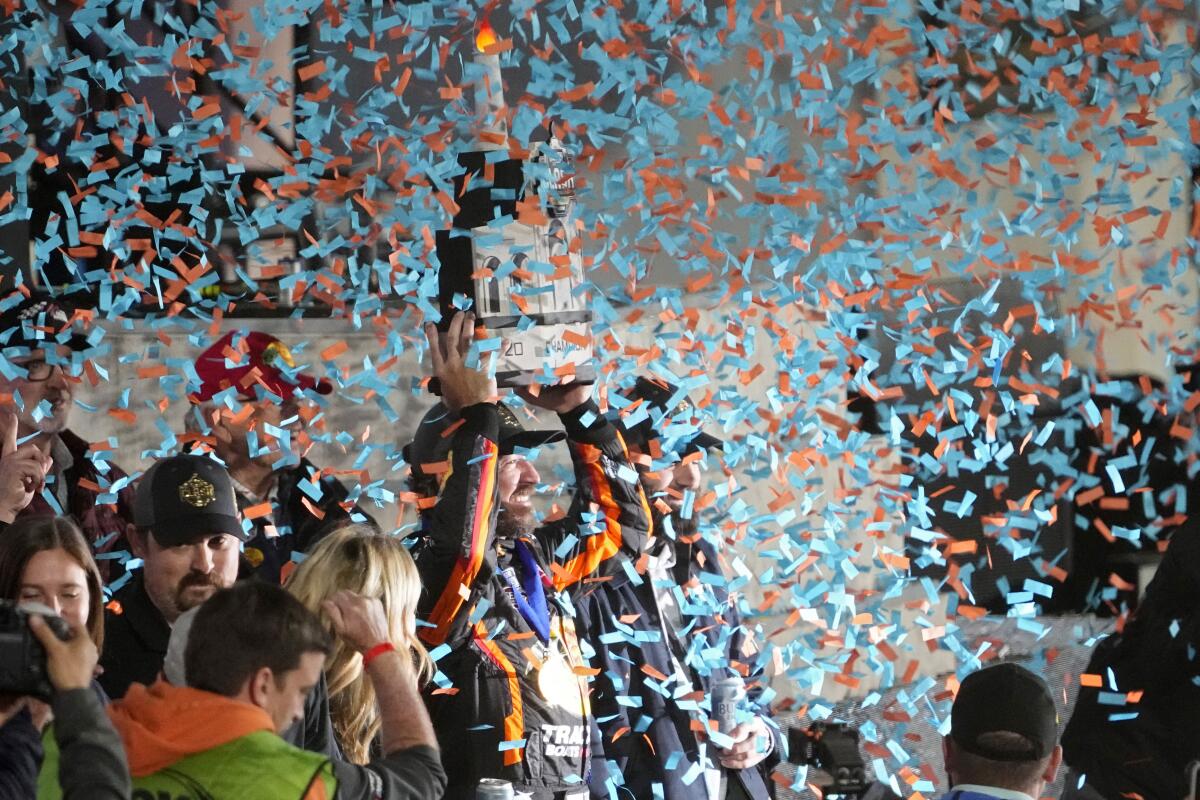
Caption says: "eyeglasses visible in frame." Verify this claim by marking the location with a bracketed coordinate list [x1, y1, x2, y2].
[14, 359, 63, 382]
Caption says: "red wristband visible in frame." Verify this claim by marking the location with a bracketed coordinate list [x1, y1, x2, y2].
[361, 642, 396, 670]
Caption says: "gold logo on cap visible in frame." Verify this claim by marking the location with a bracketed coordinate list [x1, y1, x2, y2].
[179, 474, 216, 508]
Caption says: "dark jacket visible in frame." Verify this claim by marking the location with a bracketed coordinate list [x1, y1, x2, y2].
[415, 401, 651, 800]
[98, 575, 170, 701]
[1062, 527, 1200, 800]
[2, 682, 126, 800]
[39, 687, 131, 799]
[0, 706, 42, 799]
[581, 533, 780, 800]
[238, 457, 375, 585]
[18, 429, 136, 583]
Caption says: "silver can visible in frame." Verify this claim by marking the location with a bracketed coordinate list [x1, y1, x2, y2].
[712, 676, 745, 734]
[477, 778, 516, 800]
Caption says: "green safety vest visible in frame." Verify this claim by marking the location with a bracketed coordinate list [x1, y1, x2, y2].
[39, 727, 338, 800]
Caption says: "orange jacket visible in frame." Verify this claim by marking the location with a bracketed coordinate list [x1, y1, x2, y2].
[108, 680, 277, 777]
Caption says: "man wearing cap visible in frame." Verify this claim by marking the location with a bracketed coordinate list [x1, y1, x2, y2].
[406, 312, 652, 800]
[1060, 522, 1200, 800]
[98, 453, 248, 699]
[186, 330, 373, 584]
[583, 375, 780, 800]
[98, 454, 358, 764]
[941, 663, 1061, 800]
[0, 292, 135, 576]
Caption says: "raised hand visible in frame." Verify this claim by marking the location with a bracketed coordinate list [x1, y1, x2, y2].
[424, 311, 497, 413]
[515, 381, 591, 415]
[0, 410, 51, 524]
[322, 590, 401, 660]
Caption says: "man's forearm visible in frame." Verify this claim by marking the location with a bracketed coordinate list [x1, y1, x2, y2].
[367, 650, 438, 755]
[52, 688, 131, 800]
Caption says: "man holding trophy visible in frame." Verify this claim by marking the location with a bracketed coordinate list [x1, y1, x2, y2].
[406, 311, 652, 799]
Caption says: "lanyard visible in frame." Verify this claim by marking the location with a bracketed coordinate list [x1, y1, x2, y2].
[500, 539, 551, 643]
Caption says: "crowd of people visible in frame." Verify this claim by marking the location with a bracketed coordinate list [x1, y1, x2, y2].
[0, 293, 1193, 800]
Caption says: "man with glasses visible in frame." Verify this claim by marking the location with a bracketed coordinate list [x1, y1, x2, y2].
[183, 331, 374, 584]
[0, 293, 136, 576]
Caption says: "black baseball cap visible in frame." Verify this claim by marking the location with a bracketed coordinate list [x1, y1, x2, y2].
[618, 376, 722, 454]
[0, 292, 90, 354]
[407, 402, 565, 475]
[950, 662, 1057, 761]
[496, 402, 564, 456]
[134, 454, 246, 547]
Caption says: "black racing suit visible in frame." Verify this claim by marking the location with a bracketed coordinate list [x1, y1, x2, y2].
[1062, 527, 1200, 799]
[415, 401, 651, 800]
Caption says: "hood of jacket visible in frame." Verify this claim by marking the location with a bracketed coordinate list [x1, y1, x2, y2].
[108, 679, 275, 776]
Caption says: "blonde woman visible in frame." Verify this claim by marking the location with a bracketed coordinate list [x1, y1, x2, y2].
[286, 524, 432, 764]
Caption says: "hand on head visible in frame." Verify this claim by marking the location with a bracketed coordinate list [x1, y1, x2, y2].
[0, 410, 52, 524]
[321, 590, 395, 657]
[424, 311, 497, 413]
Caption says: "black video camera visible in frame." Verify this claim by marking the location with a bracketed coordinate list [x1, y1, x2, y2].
[0, 600, 71, 700]
[789, 722, 901, 800]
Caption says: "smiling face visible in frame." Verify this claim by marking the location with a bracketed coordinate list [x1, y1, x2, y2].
[18, 547, 89, 630]
[209, 398, 301, 469]
[0, 347, 75, 438]
[497, 454, 540, 532]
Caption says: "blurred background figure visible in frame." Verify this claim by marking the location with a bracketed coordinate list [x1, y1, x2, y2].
[184, 330, 375, 584]
[0, 295, 135, 579]
[1061, 524, 1200, 800]
[583, 376, 779, 800]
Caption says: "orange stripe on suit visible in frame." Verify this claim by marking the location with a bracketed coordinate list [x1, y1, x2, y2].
[420, 439, 499, 646]
[554, 432, 653, 591]
[474, 621, 526, 766]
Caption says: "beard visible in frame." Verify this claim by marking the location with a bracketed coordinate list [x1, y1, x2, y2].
[496, 509, 534, 542]
[173, 570, 229, 614]
[23, 396, 71, 435]
[662, 509, 698, 539]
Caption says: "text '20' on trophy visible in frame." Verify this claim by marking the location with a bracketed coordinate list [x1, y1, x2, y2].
[435, 18, 595, 388]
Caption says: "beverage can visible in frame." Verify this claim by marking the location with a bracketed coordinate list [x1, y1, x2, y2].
[477, 778, 516, 799]
[712, 676, 745, 734]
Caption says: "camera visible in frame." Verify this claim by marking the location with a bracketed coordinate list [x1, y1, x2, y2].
[789, 722, 900, 800]
[0, 600, 71, 699]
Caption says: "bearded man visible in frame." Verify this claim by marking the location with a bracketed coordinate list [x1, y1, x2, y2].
[406, 312, 651, 800]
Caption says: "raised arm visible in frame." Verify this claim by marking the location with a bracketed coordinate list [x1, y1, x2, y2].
[30, 615, 131, 800]
[518, 385, 653, 592]
[414, 313, 501, 649]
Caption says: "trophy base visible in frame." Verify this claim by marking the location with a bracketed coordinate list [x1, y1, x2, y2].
[496, 363, 596, 389]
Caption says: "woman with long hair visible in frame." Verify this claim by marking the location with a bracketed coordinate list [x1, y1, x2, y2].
[0, 514, 125, 798]
[0, 514, 105, 654]
[286, 524, 432, 764]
